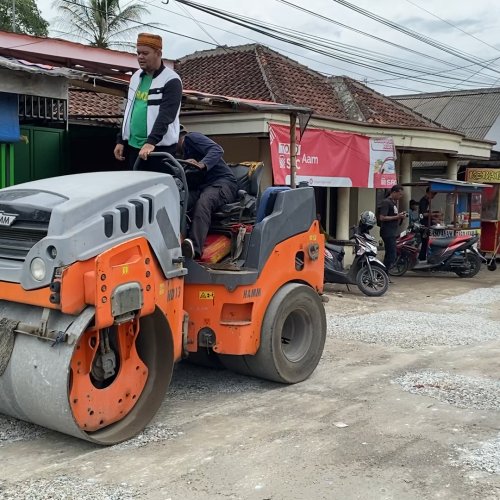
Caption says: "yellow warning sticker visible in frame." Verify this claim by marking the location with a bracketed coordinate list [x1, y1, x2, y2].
[199, 291, 215, 300]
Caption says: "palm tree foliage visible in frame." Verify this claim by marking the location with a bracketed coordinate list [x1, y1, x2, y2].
[52, 0, 155, 49]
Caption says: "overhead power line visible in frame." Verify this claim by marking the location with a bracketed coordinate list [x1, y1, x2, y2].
[274, 0, 500, 86]
[329, 0, 500, 75]
[173, 0, 500, 90]
[146, 0, 374, 79]
[57, 0, 217, 47]
[51, 0, 500, 94]
[275, 0, 477, 74]
[403, 0, 500, 54]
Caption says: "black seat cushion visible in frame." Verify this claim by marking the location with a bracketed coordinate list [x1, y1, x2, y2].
[212, 162, 264, 224]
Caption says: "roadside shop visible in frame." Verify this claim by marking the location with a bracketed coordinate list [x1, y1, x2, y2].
[406, 177, 488, 238]
[465, 168, 500, 254]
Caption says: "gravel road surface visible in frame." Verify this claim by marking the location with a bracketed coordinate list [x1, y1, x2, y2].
[1, 269, 499, 499]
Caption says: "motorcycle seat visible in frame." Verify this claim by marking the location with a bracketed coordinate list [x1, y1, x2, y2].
[325, 242, 345, 254]
[430, 237, 456, 248]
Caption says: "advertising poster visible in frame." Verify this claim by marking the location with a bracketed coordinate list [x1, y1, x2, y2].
[269, 123, 397, 188]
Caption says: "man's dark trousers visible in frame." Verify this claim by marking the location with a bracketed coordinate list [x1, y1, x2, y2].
[382, 235, 397, 270]
[190, 183, 236, 257]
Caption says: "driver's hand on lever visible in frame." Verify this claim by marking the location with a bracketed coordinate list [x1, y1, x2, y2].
[184, 159, 206, 170]
[139, 143, 155, 160]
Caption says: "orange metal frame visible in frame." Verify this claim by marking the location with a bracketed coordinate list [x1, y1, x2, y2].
[1, 219, 324, 360]
[183, 221, 324, 356]
[0, 222, 323, 359]
[0, 237, 185, 362]
[0, 225, 323, 432]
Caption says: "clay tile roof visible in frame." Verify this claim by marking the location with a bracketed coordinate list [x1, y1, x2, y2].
[339, 77, 441, 129]
[176, 43, 441, 129]
[66, 43, 442, 130]
[176, 44, 349, 120]
[68, 88, 123, 124]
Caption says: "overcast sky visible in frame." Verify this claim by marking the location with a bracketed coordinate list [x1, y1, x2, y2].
[35, 0, 500, 96]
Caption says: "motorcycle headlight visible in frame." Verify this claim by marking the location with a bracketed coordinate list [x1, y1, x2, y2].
[30, 257, 46, 281]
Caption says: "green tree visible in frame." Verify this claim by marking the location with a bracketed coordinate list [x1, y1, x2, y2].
[0, 0, 49, 36]
[53, 0, 154, 49]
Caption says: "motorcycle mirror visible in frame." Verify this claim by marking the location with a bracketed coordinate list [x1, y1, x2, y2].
[487, 259, 497, 271]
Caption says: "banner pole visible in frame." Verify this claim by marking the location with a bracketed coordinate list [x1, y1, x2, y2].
[289, 113, 297, 189]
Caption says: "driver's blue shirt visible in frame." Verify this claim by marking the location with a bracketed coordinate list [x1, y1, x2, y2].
[182, 132, 237, 190]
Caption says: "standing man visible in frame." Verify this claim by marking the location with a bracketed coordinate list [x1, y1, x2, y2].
[379, 184, 406, 271]
[178, 126, 238, 260]
[114, 33, 182, 172]
[418, 187, 439, 261]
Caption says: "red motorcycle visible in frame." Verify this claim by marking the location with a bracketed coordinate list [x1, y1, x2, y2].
[389, 223, 484, 278]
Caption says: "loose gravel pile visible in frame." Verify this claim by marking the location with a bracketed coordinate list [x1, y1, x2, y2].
[442, 285, 500, 306]
[0, 476, 139, 500]
[453, 434, 500, 475]
[0, 415, 46, 445]
[395, 370, 500, 410]
[327, 310, 500, 348]
[111, 422, 181, 450]
[168, 362, 271, 399]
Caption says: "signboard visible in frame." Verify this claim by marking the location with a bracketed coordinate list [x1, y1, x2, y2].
[430, 228, 480, 238]
[0, 93, 20, 143]
[269, 123, 397, 188]
[466, 168, 500, 184]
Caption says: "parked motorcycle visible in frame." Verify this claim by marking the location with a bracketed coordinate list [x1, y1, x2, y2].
[324, 211, 389, 297]
[389, 222, 484, 278]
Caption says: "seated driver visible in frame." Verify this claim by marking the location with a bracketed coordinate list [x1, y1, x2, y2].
[177, 126, 238, 259]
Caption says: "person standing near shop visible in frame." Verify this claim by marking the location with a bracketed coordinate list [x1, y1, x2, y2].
[409, 199, 420, 225]
[418, 187, 438, 261]
[379, 184, 406, 271]
[114, 33, 182, 172]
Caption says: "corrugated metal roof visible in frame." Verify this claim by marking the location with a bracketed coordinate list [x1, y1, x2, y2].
[0, 55, 86, 78]
[395, 88, 500, 141]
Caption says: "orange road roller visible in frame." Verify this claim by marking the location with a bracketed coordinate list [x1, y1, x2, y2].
[0, 156, 326, 444]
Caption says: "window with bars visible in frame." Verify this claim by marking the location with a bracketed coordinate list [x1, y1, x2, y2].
[18, 95, 67, 122]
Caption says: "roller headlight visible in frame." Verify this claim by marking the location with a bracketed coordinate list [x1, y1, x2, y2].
[30, 257, 47, 281]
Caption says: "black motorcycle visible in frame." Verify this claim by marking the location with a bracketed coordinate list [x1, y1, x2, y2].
[324, 213, 389, 297]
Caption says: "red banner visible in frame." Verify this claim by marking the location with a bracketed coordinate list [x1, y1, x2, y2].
[269, 123, 397, 188]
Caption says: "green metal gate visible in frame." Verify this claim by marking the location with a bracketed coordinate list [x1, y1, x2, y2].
[11, 126, 66, 185]
[0, 143, 15, 188]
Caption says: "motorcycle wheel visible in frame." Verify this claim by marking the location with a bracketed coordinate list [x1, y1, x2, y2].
[455, 252, 482, 278]
[388, 255, 410, 277]
[356, 266, 389, 297]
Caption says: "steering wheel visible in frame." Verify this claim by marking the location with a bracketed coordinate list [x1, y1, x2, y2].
[174, 159, 206, 189]
[132, 152, 189, 236]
